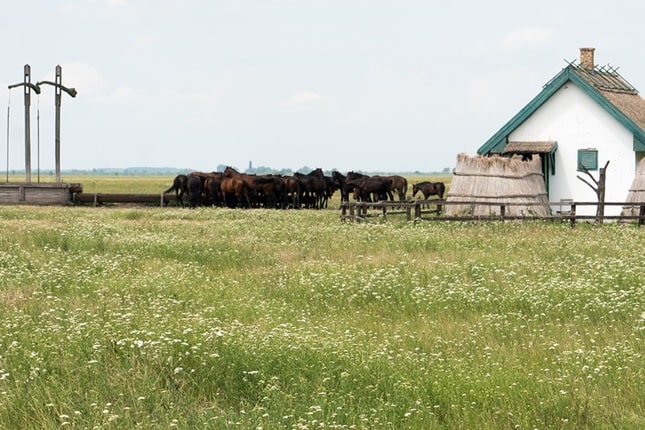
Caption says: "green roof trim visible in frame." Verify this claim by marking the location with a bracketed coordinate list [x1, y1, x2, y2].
[477, 66, 645, 155]
[635, 135, 645, 151]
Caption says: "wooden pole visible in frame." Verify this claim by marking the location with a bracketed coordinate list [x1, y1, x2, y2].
[8, 65, 42, 183]
[23, 65, 32, 183]
[37, 65, 77, 183]
[54, 66, 62, 182]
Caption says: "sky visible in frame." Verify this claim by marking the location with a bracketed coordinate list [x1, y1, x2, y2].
[2, 0, 645, 174]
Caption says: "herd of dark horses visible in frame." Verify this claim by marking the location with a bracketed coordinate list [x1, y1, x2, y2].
[163, 166, 446, 209]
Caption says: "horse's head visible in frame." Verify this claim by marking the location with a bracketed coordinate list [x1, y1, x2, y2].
[331, 171, 345, 185]
[412, 184, 420, 197]
[309, 168, 324, 177]
[223, 166, 240, 177]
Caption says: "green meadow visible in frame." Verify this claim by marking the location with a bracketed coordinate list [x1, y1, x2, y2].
[0, 176, 643, 429]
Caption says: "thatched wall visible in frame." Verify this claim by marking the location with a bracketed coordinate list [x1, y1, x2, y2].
[622, 158, 645, 216]
[446, 153, 551, 217]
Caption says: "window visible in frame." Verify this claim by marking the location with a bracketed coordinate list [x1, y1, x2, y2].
[577, 148, 598, 171]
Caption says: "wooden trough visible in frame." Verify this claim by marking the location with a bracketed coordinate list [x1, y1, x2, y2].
[74, 192, 178, 206]
[0, 182, 82, 205]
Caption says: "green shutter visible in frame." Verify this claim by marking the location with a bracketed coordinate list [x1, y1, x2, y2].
[577, 149, 598, 171]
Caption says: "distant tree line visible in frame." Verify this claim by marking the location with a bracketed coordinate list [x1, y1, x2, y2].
[2, 165, 452, 176]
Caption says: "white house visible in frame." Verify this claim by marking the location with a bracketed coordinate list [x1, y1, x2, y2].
[478, 48, 645, 216]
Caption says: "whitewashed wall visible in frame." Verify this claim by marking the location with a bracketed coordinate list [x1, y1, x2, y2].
[509, 84, 635, 216]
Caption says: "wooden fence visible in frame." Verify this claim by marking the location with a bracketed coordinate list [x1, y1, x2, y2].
[70, 192, 645, 227]
[339, 199, 645, 227]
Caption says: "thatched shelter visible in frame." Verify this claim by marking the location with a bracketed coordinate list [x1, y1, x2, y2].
[622, 158, 645, 217]
[446, 153, 551, 217]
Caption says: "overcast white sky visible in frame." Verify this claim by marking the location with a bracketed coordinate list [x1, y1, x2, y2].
[2, 0, 645, 173]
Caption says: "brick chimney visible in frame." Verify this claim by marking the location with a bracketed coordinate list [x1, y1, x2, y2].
[580, 47, 595, 70]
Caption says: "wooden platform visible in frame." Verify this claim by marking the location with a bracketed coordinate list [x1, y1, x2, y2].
[0, 182, 82, 205]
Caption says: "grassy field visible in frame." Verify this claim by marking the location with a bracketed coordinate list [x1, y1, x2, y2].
[0, 176, 643, 429]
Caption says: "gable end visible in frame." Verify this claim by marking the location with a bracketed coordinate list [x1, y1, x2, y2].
[478, 66, 645, 155]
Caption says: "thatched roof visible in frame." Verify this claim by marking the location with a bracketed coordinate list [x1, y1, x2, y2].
[502, 141, 557, 154]
[572, 61, 645, 133]
[623, 158, 645, 216]
[598, 90, 645, 132]
[446, 153, 551, 217]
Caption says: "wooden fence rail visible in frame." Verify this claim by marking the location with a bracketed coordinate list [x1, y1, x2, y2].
[339, 199, 645, 227]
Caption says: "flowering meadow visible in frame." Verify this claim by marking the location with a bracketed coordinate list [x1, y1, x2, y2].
[0, 204, 643, 429]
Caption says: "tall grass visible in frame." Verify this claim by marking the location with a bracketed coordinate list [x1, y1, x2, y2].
[0, 202, 643, 429]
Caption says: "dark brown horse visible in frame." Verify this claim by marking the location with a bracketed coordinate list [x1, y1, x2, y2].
[203, 172, 224, 207]
[220, 176, 251, 208]
[349, 176, 393, 202]
[163, 174, 188, 207]
[412, 181, 445, 199]
[223, 166, 280, 208]
[308, 168, 332, 208]
[331, 171, 351, 202]
[294, 169, 328, 209]
[412, 181, 446, 213]
[281, 175, 301, 209]
[378, 175, 407, 201]
[346, 172, 393, 201]
[186, 174, 204, 208]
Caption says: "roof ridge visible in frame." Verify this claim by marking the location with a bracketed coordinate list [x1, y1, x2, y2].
[568, 60, 638, 95]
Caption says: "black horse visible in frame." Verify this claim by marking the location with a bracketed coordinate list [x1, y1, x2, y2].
[349, 176, 393, 202]
[412, 181, 445, 199]
[412, 181, 446, 213]
[163, 174, 188, 207]
[186, 174, 204, 208]
[346, 171, 394, 202]
[294, 169, 328, 209]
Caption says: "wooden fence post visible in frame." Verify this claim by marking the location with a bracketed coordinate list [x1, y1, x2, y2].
[570, 203, 576, 228]
[639, 205, 645, 227]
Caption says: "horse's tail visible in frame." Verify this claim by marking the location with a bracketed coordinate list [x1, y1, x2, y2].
[164, 175, 185, 194]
